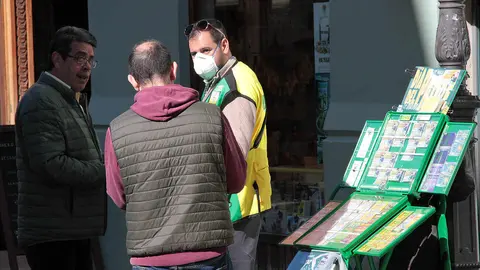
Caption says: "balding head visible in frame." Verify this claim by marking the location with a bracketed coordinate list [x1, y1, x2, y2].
[128, 39, 176, 90]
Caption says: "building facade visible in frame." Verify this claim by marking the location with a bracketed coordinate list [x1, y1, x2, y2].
[1, 0, 480, 269]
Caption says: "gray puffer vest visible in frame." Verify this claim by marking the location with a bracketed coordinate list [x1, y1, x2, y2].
[109, 101, 233, 257]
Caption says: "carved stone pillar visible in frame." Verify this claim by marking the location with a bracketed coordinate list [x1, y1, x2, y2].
[0, 0, 34, 125]
[435, 0, 480, 267]
[16, 0, 35, 98]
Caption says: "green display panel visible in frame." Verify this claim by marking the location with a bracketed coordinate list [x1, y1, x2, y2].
[357, 112, 446, 194]
[294, 193, 408, 256]
[354, 206, 435, 257]
[397, 66, 466, 114]
[418, 122, 476, 195]
[280, 201, 341, 246]
[343, 120, 383, 188]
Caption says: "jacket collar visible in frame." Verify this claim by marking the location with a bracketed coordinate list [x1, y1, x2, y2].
[203, 57, 238, 100]
[38, 71, 76, 100]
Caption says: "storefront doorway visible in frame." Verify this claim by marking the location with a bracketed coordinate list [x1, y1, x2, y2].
[189, 1, 326, 268]
[0, 0, 90, 125]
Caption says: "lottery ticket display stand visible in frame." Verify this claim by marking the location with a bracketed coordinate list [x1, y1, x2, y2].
[282, 67, 475, 270]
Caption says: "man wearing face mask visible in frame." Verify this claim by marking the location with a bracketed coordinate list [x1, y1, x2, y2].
[186, 18, 272, 270]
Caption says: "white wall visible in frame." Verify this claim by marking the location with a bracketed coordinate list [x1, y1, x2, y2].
[323, 0, 440, 200]
[87, 1, 190, 269]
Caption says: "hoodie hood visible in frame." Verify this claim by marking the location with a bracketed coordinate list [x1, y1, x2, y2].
[130, 84, 199, 121]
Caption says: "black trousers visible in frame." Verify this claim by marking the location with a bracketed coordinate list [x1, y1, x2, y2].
[25, 239, 93, 270]
[228, 214, 262, 270]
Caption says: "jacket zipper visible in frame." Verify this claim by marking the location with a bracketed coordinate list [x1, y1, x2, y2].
[76, 94, 107, 231]
[76, 95, 102, 159]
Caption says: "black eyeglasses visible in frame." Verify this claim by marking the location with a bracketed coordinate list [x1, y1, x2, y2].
[184, 19, 226, 38]
[67, 54, 98, 68]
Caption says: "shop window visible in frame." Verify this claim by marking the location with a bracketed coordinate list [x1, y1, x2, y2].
[189, 0, 330, 243]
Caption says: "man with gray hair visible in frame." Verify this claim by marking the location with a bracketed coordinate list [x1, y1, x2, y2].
[104, 39, 246, 269]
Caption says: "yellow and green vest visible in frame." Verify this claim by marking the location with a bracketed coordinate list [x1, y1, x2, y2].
[202, 60, 272, 222]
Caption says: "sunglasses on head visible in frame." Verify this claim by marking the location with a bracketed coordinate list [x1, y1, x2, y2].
[184, 19, 226, 38]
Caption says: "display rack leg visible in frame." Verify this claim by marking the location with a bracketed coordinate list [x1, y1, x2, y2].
[438, 196, 451, 270]
[438, 215, 451, 270]
[379, 251, 393, 270]
[368, 256, 377, 270]
[329, 184, 342, 201]
[354, 255, 363, 270]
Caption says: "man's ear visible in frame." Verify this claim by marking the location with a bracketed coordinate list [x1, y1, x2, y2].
[51, 51, 63, 69]
[170, 62, 178, 82]
[221, 38, 230, 54]
[127, 75, 140, 91]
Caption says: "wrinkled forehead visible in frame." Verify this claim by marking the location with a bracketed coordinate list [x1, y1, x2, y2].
[70, 41, 94, 57]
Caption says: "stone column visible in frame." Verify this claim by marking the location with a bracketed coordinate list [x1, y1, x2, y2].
[435, 0, 480, 267]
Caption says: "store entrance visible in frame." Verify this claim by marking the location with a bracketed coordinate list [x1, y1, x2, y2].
[1, 1, 95, 269]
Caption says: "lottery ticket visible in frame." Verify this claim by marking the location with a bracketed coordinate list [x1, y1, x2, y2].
[457, 130, 469, 137]
[450, 141, 464, 156]
[344, 199, 362, 211]
[384, 120, 399, 136]
[367, 168, 380, 177]
[392, 138, 405, 148]
[354, 224, 370, 234]
[372, 152, 384, 167]
[358, 245, 371, 253]
[357, 200, 375, 212]
[410, 121, 426, 137]
[401, 170, 417, 183]
[440, 162, 455, 175]
[341, 234, 358, 245]
[379, 138, 393, 152]
[331, 233, 350, 244]
[405, 139, 419, 154]
[420, 176, 437, 192]
[435, 175, 449, 187]
[374, 177, 388, 187]
[388, 169, 404, 182]
[440, 132, 456, 147]
[396, 121, 411, 137]
[425, 121, 438, 136]
[401, 213, 423, 228]
[429, 164, 442, 175]
[358, 213, 376, 223]
[400, 154, 414, 162]
[417, 136, 430, 148]
[341, 223, 357, 233]
[370, 201, 388, 214]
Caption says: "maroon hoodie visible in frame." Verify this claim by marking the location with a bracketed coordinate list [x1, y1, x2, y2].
[104, 85, 246, 267]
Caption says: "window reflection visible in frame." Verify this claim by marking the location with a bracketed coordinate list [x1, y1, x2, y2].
[215, 0, 317, 167]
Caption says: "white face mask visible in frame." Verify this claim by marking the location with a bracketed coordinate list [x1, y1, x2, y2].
[193, 45, 219, 80]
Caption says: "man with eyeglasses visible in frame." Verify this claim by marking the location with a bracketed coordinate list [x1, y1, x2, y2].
[15, 26, 106, 270]
[186, 18, 272, 269]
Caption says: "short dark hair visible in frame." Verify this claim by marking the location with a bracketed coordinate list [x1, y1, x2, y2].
[188, 19, 227, 44]
[128, 39, 172, 85]
[47, 26, 97, 70]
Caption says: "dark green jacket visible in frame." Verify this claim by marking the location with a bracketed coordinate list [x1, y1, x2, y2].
[15, 72, 106, 248]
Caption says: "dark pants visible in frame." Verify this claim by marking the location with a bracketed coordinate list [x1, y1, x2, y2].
[25, 239, 92, 270]
[228, 214, 262, 270]
[132, 252, 232, 270]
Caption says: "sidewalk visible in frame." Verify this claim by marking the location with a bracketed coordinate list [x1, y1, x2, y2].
[0, 251, 30, 270]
